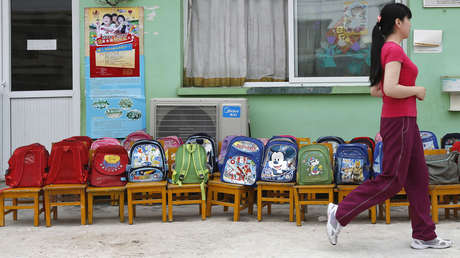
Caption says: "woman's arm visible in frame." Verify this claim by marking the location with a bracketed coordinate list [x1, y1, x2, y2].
[383, 61, 425, 99]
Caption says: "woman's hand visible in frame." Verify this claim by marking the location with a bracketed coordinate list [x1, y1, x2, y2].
[415, 86, 426, 101]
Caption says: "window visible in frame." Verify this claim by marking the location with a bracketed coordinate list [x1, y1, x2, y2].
[11, 0, 73, 91]
[184, 0, 401, 88]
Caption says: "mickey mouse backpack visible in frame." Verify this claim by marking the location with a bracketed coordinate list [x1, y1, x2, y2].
[260, 136, 298, 182]
[221, 136, 264, 186]
[127, 140, 167, 182]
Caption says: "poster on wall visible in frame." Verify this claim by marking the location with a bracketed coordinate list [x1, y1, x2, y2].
[85, 7, 145, 138]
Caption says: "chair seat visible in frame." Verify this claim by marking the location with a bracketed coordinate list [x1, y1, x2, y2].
[294, 184, 335, 189]
[168, 183, 202, 189]
[126, 181, 167, 189]
[43, 184, 86, 190]
[3, 187, 41, 193]
[86, 186, 126, 193]
[257, 181, 296, 186]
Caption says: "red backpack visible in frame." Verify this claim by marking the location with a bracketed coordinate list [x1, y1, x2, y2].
[6, 143, 49, 187]
[66, 136, 93, 151]
[89, 145, 128, 187]
[122, 131, 153, 153]
[46, 140, 89, 185]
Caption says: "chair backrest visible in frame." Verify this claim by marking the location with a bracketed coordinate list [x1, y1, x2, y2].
[296, 137, 311, 149]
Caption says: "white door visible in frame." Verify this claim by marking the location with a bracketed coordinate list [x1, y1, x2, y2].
[1, 0, 80, 178]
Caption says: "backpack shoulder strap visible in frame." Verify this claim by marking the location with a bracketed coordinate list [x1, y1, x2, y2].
[191, 145, 209, 200]
[172, 144, 193, 185]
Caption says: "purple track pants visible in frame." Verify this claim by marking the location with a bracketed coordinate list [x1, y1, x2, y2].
[335, 116, 436, 241]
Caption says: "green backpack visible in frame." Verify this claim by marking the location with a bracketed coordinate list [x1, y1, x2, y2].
[171, 144, 209, 199]
[297, 144, 333, 185]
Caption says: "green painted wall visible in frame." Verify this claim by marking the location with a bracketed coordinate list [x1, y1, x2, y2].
[80, 0, 460, 141]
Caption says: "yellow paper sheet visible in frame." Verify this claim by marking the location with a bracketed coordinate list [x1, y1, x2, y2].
[95, 49, 135, 68]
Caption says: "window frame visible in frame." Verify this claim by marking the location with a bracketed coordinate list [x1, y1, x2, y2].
[183, 0, 407, 88]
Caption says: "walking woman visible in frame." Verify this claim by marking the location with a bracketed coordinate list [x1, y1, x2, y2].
[326, 3, 452, 249]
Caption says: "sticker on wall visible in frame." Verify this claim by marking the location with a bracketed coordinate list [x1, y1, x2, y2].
[85, 7, 146, 138]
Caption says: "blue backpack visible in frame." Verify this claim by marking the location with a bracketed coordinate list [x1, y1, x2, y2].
[221, 137, 264, 186]
[127, 140, 167, 182]
[373, 141, 383, 178]
[261, 136, 298, 182]
[420, 131, 439, 150]
[335, 143, 370, 184]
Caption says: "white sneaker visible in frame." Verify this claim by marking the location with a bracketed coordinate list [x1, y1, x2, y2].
[410, 237, 453, 249]
[327, 203, 342, 245]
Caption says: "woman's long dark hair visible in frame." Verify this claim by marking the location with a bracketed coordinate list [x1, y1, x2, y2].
[369, 3, 412, 86]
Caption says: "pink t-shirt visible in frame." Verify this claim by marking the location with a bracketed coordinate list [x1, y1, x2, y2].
[380, 41, 418, 117]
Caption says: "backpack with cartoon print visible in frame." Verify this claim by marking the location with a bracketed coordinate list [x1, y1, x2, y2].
[420, 131, 439, 150]
[185, 133, 218, 173]
[261, 136, 298, 182]
[373, 141, 384, 178]
[127, 140, 167, 182]
[297, 144, 333, 185]
[221, 136, 264, 186]
[441, 133, 460, 151]
[335, 143, 371, 184]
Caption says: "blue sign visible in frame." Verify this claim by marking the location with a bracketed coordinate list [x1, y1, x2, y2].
[223, 105, 241, 118]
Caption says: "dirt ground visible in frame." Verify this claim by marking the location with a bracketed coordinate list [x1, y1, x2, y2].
[1, 199, 459, 258]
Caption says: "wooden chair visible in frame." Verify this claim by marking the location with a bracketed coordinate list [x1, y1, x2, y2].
[294, 143, 336, 226]
[257, 182, 295, 222]
[384, 188, 409, 224]
[336, 185, 377, 224]
[86, 186, 126, 224]
[0, 187, 43, 227]
[126, 181, 167, 224]
[166, 147, 207, 222]
[43, 184, 87, 227]
[423, 149, 460, 223]
[206, 180, 254, 221]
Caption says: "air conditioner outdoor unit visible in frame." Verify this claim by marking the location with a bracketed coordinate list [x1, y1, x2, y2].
[150, 98, 249, 143]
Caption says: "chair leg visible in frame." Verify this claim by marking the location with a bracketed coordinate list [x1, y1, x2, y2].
[294, 189, 301, 226]
[0, 195, 5, 227]
[88, 193, 94, 225]
[119, 192, 125, 223]
[128, 190, 134, 225]
[168, 191, 173, 222]
[52, 195, 58, 220]
[248, 190, 254, 215]
[162, 188, 167, 222]
[371, 206, 376, 224]
[385, 199, 390, 224]
[233, 192, 241, 222]
[431, 192, 439, 224]
[33, 194, 40, 227]
[257, 186, 262, 221]
[44, 191, 51, 227]
[206, 188, 212, 217]
[289, 188, 294, 222]
[80, 190, 86, 225]
[12, 198, 18, 221]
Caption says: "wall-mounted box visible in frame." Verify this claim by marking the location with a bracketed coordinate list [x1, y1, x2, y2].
[441, 76, 460, 111]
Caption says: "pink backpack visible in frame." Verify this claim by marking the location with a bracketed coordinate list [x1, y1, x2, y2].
[158, 136, 183, 163]
[122, 130, 153, 153]
[90, 137, 120, 163]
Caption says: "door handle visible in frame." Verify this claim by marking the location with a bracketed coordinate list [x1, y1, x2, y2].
[0, 81, 5, 87]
